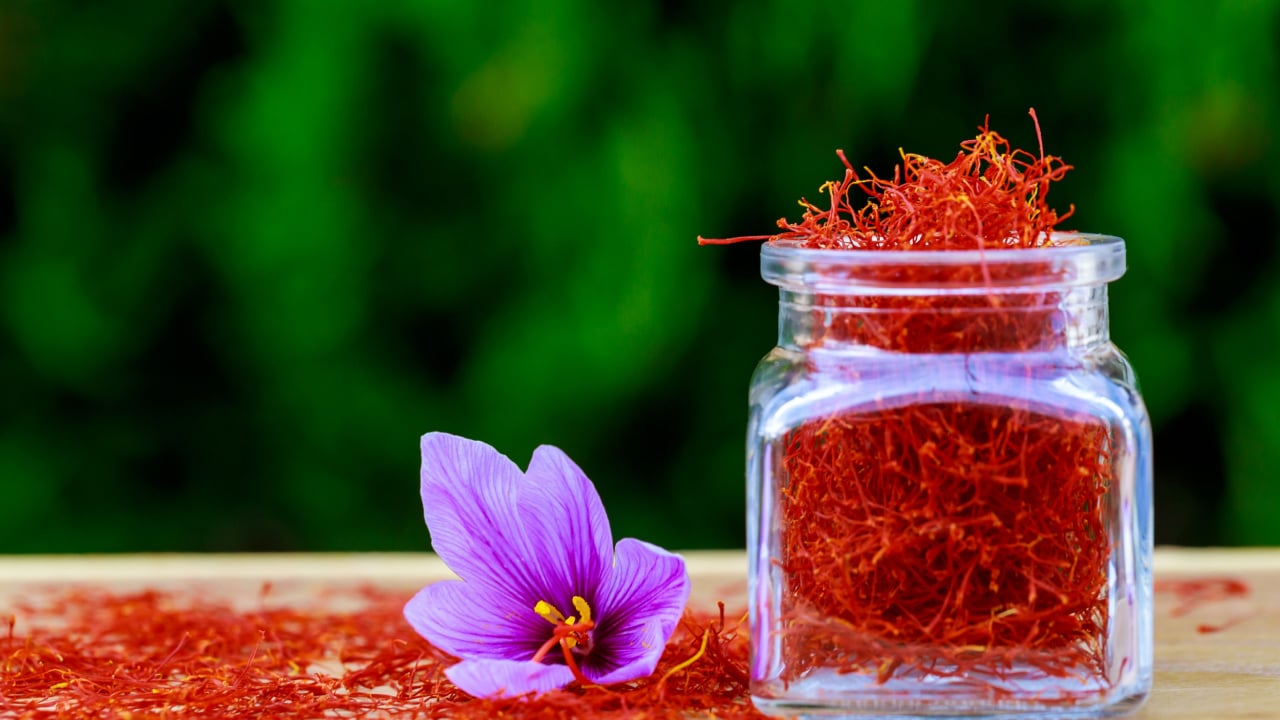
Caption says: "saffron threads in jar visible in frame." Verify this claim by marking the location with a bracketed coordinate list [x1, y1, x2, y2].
[782, 403, 1111, 684]
[2, 588, 763, 719]
[704, 109, 1149, 709]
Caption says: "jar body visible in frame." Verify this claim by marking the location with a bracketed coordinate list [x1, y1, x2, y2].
[746, 237, 1153, 717]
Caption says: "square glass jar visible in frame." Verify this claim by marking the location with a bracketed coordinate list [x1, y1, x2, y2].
[747, 235, 1152, 717]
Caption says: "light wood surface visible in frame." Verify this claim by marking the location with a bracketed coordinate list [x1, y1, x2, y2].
[1, 548, 1276, 718]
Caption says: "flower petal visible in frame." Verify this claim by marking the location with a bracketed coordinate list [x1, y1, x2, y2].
[518, 444, 613, 597]
[403, 580, 546, 661]
[418, 433, 552, 601]
[445, 659, 575, 699]
[584, 538, 690, 684]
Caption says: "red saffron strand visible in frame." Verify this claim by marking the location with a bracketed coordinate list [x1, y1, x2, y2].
[1154, 577, 1250, 617]
[1, 587, 764, 719]
[1154, 577, 1253, 634]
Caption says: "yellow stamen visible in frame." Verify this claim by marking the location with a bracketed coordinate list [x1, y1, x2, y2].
[534, 600, 565, 625]
[562, 614, 578, 648]
[572, 596, 592, 625]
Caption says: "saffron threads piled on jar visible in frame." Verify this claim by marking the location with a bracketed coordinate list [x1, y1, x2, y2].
[2, 588, 762, 719]
[705, 111, 1119, 695]
[698, 109, 1073, 251]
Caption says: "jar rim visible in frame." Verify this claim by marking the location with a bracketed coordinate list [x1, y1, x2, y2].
[761, 232, 1125, 294]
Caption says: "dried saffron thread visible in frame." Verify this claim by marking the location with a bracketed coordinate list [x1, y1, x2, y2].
[1154, 577, 1250, 617]
[1, 588, 763, 719]
[701, 111, 1116, 700]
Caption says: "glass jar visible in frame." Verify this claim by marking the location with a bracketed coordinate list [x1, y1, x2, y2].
[746, 234, 1152, 717]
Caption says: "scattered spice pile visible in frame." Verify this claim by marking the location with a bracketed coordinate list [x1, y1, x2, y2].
[2, 587, 762, 719]
[703, 112, 1115, 695]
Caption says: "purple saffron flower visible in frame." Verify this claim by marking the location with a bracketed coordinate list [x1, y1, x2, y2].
[403, 432, 691, 698]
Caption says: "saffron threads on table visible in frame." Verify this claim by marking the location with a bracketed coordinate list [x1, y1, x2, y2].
[2, 588, 763, 719]
[1154, 577, 1253, 634]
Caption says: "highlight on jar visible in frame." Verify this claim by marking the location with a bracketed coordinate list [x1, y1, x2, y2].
[701, 109, 1154, 718]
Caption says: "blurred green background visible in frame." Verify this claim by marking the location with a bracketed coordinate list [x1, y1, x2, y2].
[1, 1, 1277, 552]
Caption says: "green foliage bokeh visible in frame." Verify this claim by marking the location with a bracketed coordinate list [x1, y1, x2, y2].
[1, 1, 1277, 552]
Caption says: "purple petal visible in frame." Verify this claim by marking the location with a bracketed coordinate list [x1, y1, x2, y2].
[519, 445, 613, 597]
[403, 580, 546, 661]
[445, 659, 575, 699]
[584, 538, 690, 684]
[418, 433, 554, 602]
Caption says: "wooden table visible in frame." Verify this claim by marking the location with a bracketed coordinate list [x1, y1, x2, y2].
[1, 548, 1276, 718]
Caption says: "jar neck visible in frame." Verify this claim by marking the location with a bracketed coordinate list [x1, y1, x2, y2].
[778, 285, 1111, 354]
